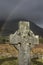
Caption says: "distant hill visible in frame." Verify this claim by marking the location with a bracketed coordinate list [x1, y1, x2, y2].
[0, 20, 5, 31]
[30, 21, 43, 37]
[0, 19, 43, 37]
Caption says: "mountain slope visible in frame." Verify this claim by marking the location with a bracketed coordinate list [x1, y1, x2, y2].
[1, 20, 43, 37]
[30, 21, 43, 37]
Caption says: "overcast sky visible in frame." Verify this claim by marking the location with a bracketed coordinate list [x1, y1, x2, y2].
[0, 0, 43, 29]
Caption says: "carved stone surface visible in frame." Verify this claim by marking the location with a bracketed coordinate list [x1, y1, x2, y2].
[9, 21, 39, 65]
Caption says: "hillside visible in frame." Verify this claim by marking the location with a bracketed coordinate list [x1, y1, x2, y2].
[1, 20, 43, 37]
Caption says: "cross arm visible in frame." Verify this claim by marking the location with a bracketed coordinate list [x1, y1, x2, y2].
[9, 31, 21, 45]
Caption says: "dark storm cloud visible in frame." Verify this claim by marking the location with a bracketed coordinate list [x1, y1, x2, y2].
[0, 0, 21, 19]
[0, 0, 43, 33]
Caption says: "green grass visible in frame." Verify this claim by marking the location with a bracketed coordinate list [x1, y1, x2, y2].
[31, 58, 43, 65]
[0, 56, 43, 65]
[1, 60, 18, 65]
[39, 37, 43, 43]
[0, 56, 18, 65]
[37, 59, 43, 63]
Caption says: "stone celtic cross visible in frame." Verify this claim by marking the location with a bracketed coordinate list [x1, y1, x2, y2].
[9, 21, 39, 65]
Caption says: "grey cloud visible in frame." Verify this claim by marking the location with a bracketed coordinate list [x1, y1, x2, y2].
[0, 0, 21, 19]
[0, 0, 43, 29]
[5, 0, 43, 28]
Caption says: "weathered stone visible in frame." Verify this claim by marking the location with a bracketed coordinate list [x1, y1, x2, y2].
[9, 21, 39, 65]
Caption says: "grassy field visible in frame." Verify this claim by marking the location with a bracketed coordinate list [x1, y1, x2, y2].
[0, 56, 43, 65]
[0, 56, 18, 65]
[0, 36, 43, 65]
[32, 58, 43, 65]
